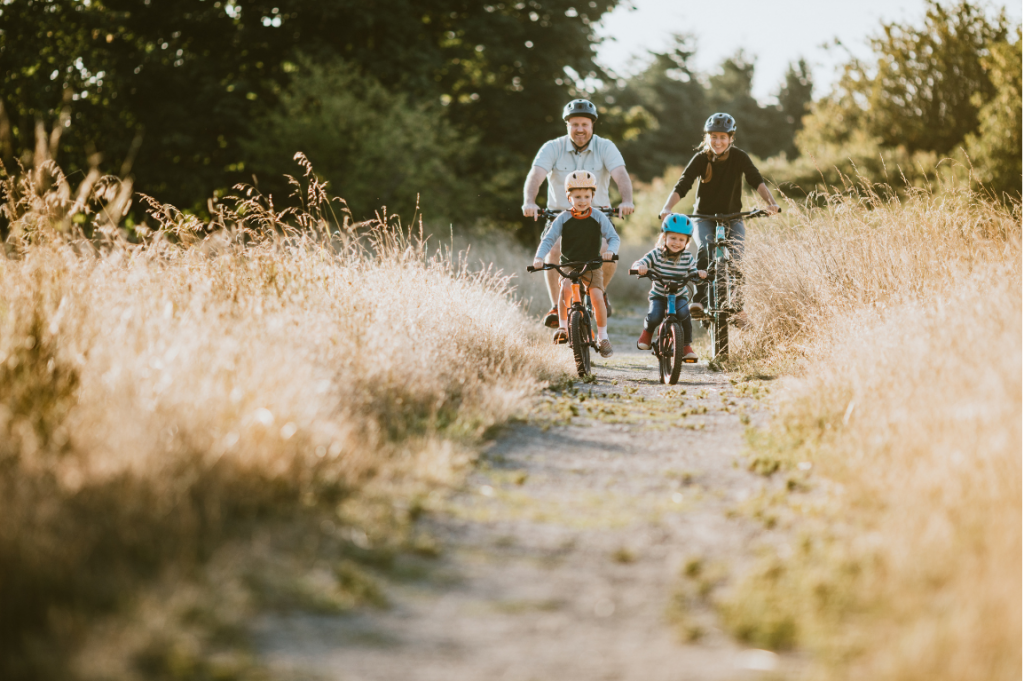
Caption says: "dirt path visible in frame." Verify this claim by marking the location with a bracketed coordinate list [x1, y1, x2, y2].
[256, 309, 801, 680]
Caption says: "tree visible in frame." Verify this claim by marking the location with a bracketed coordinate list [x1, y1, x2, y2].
[0, 0, 622, 218]
[775, 59, 814, 159]
[836, 0, 1009, 154]
[964, 26, 1022, 198]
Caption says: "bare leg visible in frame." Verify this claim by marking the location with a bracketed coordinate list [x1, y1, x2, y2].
[590, 286, 607, 327]
[544, 238, 562, 307]
[558, 277, 571, 324]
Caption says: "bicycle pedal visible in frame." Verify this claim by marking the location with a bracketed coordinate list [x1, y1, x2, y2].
[683, 358, 698, 364]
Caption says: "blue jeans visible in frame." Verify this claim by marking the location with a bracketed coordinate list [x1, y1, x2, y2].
[645, 294, 692, 345]
[694, 218, 745, 307]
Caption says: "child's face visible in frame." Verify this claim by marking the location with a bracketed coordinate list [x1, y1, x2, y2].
[567, 188, 593, 212]
[665, 232, 689, 253]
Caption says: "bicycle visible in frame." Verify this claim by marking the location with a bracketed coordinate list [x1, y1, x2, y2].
[527, 254, 619, 377]
[532, 206, 620, 321]
[627, 269, 705, 384]
[686, 208, 777, 360]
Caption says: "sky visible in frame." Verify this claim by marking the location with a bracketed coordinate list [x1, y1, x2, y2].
[593, 0, 1022, 102]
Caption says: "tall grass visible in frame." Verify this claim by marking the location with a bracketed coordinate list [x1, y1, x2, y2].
[721, 178, 1022, 680]
[0, 156, 566, 678]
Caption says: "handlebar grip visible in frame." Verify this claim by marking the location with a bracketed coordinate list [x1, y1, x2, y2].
[526, 266, 536, 273]
[628, 269, 639, 276]
[612, 254, 619, 261]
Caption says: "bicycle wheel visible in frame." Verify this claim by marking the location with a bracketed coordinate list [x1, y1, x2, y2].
[710, 263, 730, 359]
[659, 322, 684, 385]
[568, 310, 591, 376]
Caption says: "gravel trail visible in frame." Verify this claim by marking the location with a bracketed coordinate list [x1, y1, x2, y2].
[257, 309, 801, 680]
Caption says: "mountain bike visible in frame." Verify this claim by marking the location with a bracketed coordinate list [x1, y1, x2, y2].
[628, 269, 705, 384]
[527, 254, 619, 377]
[686, 208, 777, 360]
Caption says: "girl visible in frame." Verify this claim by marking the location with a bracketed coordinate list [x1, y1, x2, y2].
[632, 214, 706, 361]
[658, 113, 779, 324]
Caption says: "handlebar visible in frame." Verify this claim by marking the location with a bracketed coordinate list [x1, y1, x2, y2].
[685, 207, 780, 221]
[527, 254, 618, 275]
[628, 269, 704, 284]
[532, 206, 621, 221]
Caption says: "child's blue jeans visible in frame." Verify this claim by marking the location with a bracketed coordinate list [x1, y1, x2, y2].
[645, 294, 693, 344]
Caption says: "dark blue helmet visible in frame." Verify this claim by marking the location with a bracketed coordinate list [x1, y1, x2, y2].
[704, 113, 737, 134]
[563, 99, 598, 121]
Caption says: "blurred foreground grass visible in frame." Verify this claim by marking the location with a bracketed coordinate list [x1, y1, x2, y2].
[0, 157, 568, 679]
[716, 175, 1022, 680]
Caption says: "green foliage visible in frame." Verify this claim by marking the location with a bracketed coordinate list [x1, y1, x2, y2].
[243, 57, 471, 221]
[0, 0, 622, 218]
[964, 26, 1022, 199]
[602, 36, 813, 181]
[851, 0, 1009, 155]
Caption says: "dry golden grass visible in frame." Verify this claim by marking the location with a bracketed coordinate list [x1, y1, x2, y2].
[0, 157, 567, 678]
[720, 178, 1022, 680]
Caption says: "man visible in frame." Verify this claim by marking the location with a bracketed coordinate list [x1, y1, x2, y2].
[522, 99, 635, 327]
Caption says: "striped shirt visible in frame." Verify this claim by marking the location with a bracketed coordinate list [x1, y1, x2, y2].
[638, 247, 697, 299]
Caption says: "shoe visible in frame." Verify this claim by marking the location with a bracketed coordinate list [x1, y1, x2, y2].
[682, 345, 698, 363]
[637, 329, 652, 351]
[689, 302, 706, 319]
[552, 328, 568, 344]
[732, 311, 749, 329]
[598, 339, 613, 358]
[603, 291, 613, 318]
[544, 307, 559, 328]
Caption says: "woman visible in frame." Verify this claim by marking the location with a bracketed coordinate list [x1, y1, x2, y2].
[658, 113, 779, 323]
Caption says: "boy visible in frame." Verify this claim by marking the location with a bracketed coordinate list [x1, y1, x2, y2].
[533, 170, 620, 357]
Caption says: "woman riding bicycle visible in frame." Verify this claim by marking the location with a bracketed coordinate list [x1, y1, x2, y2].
[658, 113, 780, 324]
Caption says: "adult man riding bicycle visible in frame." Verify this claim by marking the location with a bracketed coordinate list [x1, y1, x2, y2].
[522, 99, 635, 327]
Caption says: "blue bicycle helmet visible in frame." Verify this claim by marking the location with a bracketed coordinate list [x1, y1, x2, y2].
[661, 213, 694, 236]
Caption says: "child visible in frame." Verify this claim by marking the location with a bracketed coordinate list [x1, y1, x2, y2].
[658, 113, 779, 325]
[632, 214, 707, 361]
[533, 170, 620, 358]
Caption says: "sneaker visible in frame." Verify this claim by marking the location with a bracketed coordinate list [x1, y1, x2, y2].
[732, 311, 749, 329]
[598, 339, 613, 358]
[689, 302, 706, 319]
[682, 345, 698, 363]
[552, 328, 568, 344]
[636, 329, 653, 351]
[544, 307, 559, 328]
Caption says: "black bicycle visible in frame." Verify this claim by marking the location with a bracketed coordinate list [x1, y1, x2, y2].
[628, 269, 705, 384]
[527, 255, 619, 377]
[686, 208, 777, 360]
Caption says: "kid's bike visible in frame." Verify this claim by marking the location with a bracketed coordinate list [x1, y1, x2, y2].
[527, 255, 619, 377]
[627, 269, 705, 384]
[686, 208, 777, 360]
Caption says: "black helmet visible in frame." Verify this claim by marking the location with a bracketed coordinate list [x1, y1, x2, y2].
[704, 113, 737, 134]
[563, 99, 598, 121]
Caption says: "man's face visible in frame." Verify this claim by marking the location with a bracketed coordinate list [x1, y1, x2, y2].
[707, 131, 732, 155]
[566, 116, 594, 147]
[567, 188, 594, 212]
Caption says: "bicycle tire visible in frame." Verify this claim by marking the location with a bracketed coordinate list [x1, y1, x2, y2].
[711, 262, 730, 359]
[569, 310, 591, 376]
[660, 322, 684, 385]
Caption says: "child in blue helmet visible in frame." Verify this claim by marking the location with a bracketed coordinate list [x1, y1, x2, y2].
[631, 214, 707, 360]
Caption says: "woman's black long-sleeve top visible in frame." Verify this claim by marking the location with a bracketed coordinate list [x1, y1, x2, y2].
[672, 147, 764, 215]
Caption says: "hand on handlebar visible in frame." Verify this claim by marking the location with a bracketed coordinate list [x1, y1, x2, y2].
[523, 203, 540, 220]
[532, 257, 544, 271]
[632, 262, 648, 276]
[617, 202, 635, 218]
[602, 251, 616, 262]
[765, 204, 781, 216]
